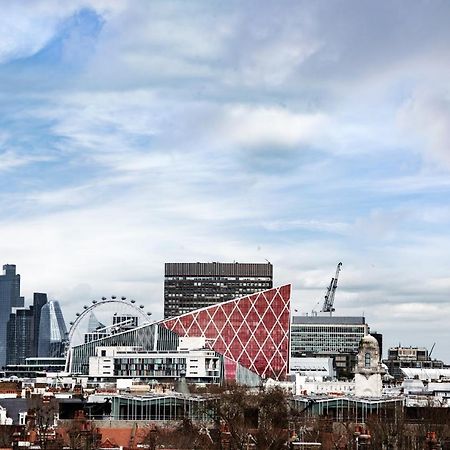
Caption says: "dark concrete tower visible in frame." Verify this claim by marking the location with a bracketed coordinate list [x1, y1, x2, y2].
[0, 265, 24, 367]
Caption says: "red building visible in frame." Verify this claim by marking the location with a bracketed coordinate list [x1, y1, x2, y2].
[161, 285, 291, 381]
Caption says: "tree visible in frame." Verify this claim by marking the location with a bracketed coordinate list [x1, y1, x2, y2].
[27, 396, 59, 450]
[65, 410, 102, 450]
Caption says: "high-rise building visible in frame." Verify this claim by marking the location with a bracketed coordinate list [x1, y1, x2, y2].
[290, 316, 369, 378]
[6, 293, 48, 365]
[6, 308, 34, 365]
[38, 301, 68, 358]
[0, 265, 24, 367]
[164, 262, 273, 318]
[32, 293, 48, 356]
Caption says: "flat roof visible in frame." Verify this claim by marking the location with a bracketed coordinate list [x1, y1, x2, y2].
[292, 316, 366, 325]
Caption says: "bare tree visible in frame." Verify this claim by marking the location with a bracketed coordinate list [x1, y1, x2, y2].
[27, 396, 59, 450]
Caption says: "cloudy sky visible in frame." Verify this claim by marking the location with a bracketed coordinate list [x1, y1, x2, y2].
[1, 0, 450, 360]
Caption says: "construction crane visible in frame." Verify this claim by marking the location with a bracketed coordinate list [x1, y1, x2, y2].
[321, 262, 342, 316]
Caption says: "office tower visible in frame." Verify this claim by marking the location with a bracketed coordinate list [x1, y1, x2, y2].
[164, 262, 273, 318]
[38, 301, 68, 358]
[0, 265, 24, 367]
[6, 292, 48, 365]
[32, 293, 48, 356]
[290, 315, 369, 378]
[6, 308, 34, 365]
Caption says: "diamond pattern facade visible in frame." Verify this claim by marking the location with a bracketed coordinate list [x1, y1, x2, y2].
[161, 285, 291, 381]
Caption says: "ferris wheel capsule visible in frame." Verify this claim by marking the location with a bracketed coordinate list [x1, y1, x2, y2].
[131, 300, 136, 304]
[139, 305, 144, 309]
[121, 296, 126, 301]
[147, 312, 152, 316]
[102, 297, 106, 301]
[111, 295, 116, 299]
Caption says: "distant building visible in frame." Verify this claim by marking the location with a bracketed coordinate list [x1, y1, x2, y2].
[32, 293, 48, 356]
[0, 265, 24, 367]
[383, 346, 444, 380]
[6, 293, 48, 365]
[164, 262, 273, 318]
[38, 301, 68, 358]
[290, 315, 369, 378]
[7, 307, 34, 365]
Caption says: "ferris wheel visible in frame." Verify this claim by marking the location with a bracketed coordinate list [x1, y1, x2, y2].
[65, 295, 152, 352]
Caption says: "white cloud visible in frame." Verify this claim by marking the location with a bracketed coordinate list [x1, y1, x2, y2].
[219, 105, 328, 148]
[398, 88, 450, 168]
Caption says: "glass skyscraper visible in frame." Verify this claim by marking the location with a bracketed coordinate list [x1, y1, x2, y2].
[0, 265, 24, 367]
[6, 292, 48, 365]
[38, 301, 68, 358]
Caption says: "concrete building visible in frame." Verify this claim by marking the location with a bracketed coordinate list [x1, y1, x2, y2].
[291, 315, 369, 378]
[88, 339, 221, 383]
[164, 262, 273, 318]
[383, 346, 445, 380]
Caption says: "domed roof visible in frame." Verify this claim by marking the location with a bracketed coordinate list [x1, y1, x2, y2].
[361, 334, 379, 346]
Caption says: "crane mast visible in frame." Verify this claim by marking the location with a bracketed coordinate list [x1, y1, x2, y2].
[321, 262, 342, 316]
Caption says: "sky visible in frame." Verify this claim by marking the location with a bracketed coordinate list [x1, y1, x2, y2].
[1, 0, 450, 360]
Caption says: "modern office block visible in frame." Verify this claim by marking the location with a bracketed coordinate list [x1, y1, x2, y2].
[162, 285, 291, 381]
[5, 292, 48, 365]
[32, 293, 48, 356]
[291, 316, 369, 378]
[6, 308, 34, 365]
[38, 301, 68, 358]
[164, 262, 273, 318]
[0, 265, 24, 367]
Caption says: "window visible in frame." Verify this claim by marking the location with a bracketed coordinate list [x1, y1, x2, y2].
[365, 352, 371, 368]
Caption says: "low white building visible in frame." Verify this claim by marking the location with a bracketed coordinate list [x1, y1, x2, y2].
[295, 374, 354, 396]
[88, 337, 221, 382]
[290, 357, 335, 378]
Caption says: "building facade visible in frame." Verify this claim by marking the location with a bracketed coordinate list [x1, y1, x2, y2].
[164, 262, 273, 318]
[0, 265, 24, 367]
[68, 285, 291, 383]
[383, 346, 445, 380]
[291, 316, 369, 378]
[6, 307, 34, 365]
[88, 344, 221, 382]
[162, 285, 291, 381]
[6, 292, 48, 365]
[38, 301, 68, 358]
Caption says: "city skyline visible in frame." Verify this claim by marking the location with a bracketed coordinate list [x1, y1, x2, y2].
[1, 1, 450, 361]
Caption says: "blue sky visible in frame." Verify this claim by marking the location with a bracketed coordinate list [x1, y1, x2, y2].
[1, 0, 450, 360]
